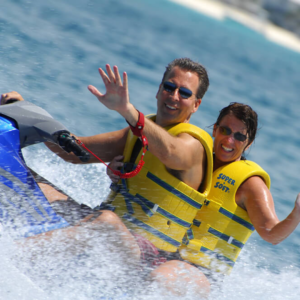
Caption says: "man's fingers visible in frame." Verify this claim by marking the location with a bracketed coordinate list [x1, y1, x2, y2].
[113, 162, 124, 168]
[123, 72, 128, 90]
[110, 174, 120, 183]
[294, 193, 300, 211]
[98, 68, 110, 85]
[107, 155, 124, 179]
[114, 66, 122, 86]
[106, 64, 116, 83]
[0, 94, 7, 105]
[87, 85, 103, 98]
[110, 161, 123, 170]
[0, 91, 24, 105]
[97, 65, 125, 88]
[114, 155, 124, 161]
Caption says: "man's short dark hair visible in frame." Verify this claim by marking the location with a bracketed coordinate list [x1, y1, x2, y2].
[161, 58, 209, 99]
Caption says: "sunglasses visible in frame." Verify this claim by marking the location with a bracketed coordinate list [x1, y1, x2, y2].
[162, 81, 194, 99]
[218, 125, 247, 142]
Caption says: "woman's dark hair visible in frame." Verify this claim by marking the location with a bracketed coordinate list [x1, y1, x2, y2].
[161, 58, 209, 99]
[215, 102, 258, 158]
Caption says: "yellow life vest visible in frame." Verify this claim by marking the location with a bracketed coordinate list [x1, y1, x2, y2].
[179, 160, 271, 275]
[105, 117, 213, 252]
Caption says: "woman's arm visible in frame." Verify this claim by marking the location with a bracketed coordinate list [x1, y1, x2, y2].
[236, 176, 300, 245]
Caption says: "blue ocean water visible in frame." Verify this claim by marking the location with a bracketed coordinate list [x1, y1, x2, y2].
[1, 0, 300, 299]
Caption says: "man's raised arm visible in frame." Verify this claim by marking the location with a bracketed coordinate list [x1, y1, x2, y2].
[88, 64, 207, 188]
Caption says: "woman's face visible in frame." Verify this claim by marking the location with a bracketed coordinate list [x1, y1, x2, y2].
[213, 114, 251, 168]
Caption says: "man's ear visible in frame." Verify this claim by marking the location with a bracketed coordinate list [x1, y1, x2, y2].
[156, 84, 162, 100]
[192, 98, 202, 113]
[212, 124, 217, 137]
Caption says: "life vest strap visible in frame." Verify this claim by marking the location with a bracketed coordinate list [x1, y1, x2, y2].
[119, 186, 193, 228]
[123, 213, 181, 247]
[134, 193, 192, 228]
[208, 227, 245, 249]
[193, 219, 201, 227]
[184, 224, 245, 249]
[200, 247, 235, 267]
[146, 172, 202, 209]
[181, 237, 236, 267]
[219, 207, 255, 231]
[120, 190, 154, 217]
[118, 172, 195, 228]
[187, 228, 194, 240]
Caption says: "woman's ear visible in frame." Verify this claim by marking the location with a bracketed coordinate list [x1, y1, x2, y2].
[212, 124, 217, 137]
[244, 141, 252, 152]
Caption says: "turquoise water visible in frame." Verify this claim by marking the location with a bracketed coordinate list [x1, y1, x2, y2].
[1, 0, 300, 299]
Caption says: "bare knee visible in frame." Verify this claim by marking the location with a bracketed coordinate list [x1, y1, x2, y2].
[82, 210, 141, 262]
[96, 210, 120, 224]
[150, 260, 210, 298]
[81, 210, 121, 227]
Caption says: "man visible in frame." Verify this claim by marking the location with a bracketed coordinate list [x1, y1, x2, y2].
[1, 58, 213, 297]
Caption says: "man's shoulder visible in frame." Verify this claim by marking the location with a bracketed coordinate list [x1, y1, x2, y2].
[169, 122, 210, 136]
[170, 123, 213, 151]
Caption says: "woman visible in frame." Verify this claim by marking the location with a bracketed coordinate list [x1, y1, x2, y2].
[107, 102, 300, 294]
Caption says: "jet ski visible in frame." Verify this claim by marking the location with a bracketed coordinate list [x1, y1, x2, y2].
[0, 100, 90, 239]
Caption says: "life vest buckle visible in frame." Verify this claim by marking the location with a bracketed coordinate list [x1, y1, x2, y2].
[110, 183, 121, 193]
[204, 199, 210, 206]
[227, 236, 234, 244]
[152, 204, 159, 212]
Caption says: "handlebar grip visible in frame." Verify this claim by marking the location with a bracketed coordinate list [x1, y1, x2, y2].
[5, 99, 19, 104]
[57, 133, 90, 162]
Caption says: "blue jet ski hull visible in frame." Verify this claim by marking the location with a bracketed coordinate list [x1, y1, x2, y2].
[0, 116, 69, 239]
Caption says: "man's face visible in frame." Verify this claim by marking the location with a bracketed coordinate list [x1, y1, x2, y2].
[155, 66, 201, 127]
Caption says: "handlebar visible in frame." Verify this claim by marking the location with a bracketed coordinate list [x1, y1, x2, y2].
[57, 132, 90, 163]
[5, 99, 19, 104]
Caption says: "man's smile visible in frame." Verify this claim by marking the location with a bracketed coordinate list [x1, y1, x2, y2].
[165, 103, 177, 110]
